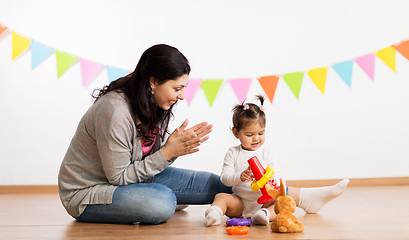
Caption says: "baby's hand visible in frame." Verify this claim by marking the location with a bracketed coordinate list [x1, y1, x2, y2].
[240, 166, 253, 182]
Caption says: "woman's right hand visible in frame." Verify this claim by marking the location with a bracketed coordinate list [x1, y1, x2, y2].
[161, 119, 213, 160]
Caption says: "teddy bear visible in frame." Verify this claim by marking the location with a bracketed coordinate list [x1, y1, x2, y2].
[265, 178, 304, 233]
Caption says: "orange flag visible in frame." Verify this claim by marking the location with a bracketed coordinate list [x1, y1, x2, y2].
[257, 75, 279, 103]
[0, 24, 7, 35]
[393, 39, 409, 61]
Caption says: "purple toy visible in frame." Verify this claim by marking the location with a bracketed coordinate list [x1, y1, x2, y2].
[226, 217, 252, 226]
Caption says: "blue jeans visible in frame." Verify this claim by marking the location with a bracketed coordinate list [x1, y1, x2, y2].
[75, 167, 232, 224]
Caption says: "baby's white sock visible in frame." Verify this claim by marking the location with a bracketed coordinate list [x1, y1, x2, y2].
[298, 178, 349, 213]
[204, 206, 223, 227]
[251, 208, 270, 225]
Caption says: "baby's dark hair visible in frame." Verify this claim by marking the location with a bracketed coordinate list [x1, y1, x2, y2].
[232, 95, 266, 131]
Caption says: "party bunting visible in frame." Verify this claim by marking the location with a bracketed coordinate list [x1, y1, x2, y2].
[185, 78, 202, 105]
[376, 46, 396, 72]
[393, 39, 409, 61]
[229, 78, 252, 104]
[332, 60, 353, 87]
[282, 72, 304, 99]
[257, 75, 279, 103]
[355, 53, 375, 80]
[2, 23, 409, 107]
[79, 58, 104, 87]
[56, 50, 78, 78]
[12, 31, 31, 60]
[307, 67, 328, 94]
[31, 40, 55, 69]
[106, 65, 130, 83]
[201, 79, 223, 107]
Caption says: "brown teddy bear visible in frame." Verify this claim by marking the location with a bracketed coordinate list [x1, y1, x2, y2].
[265, 178, 304, 233]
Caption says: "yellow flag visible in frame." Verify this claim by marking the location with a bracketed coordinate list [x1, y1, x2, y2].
[12, 31, 31, 60]
[376, 46, 396, 72]
[307, 67, 327, 94]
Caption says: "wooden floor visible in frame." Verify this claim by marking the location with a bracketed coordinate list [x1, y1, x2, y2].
[1, 185, 409, 240]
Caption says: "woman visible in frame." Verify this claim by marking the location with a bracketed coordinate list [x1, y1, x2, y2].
[58, 44, 231, 224]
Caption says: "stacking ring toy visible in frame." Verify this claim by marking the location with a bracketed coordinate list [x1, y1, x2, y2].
[226, 226, 250, 235]
[226, 218, 252, 226]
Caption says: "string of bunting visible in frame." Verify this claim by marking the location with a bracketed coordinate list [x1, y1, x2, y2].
[1, 23, 409, 107]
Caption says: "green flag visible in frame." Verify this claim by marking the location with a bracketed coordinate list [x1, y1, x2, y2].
[282, 72, 304, 99]
[56, 50, 78, 78]
[201, 79, 223, 107]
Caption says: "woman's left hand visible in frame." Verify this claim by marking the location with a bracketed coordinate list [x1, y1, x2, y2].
[161, 119, 213, 160]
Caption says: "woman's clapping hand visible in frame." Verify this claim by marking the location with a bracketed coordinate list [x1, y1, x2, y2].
[161, 119, 213, 160]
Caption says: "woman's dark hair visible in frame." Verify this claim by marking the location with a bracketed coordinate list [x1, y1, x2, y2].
[232, 95, 266, 131]
[92, 44, 191, 145]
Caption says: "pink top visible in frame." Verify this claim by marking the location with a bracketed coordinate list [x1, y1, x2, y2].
[141, 129, 158, 157]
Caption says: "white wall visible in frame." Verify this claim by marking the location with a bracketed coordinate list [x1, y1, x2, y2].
[0, 0, 408, 185]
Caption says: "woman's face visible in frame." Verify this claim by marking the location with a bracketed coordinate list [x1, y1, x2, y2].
[150, 74, 189, 110]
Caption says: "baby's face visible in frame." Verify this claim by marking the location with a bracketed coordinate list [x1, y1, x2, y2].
[234, 122, 265, 151]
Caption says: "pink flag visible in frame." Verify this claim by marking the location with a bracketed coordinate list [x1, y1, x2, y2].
[79, 58, 104, 87]
[185, 78, 202, 105]
[354, 53, 375, 80]
[229, 78, 252, 104]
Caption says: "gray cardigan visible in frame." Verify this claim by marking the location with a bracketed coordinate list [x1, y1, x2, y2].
[58, 91, 173, 217]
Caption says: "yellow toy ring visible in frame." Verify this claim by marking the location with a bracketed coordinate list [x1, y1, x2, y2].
[251, 166, 274, 192]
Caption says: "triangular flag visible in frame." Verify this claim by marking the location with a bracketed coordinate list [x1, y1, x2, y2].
[354, 53, 375, 80]
[55, 50, 78, 78]
[106, 65, 130, 83]
[282, 72, 304, 99]
[185, 78, 202, 105]
[12, 31, 31, 60]
[332, 60, 353, 87]
[229, 78, 252, 104]
[257, 75, 279, 103]
[393, 39, 409, 61]
[201, 79, 223, 107]
[307, 67, 328, 94]
[376, 46, 396, 72]
[31, 40, 55, 69]
[0, 24, 8, 35]
[79, 58, 104, 87]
